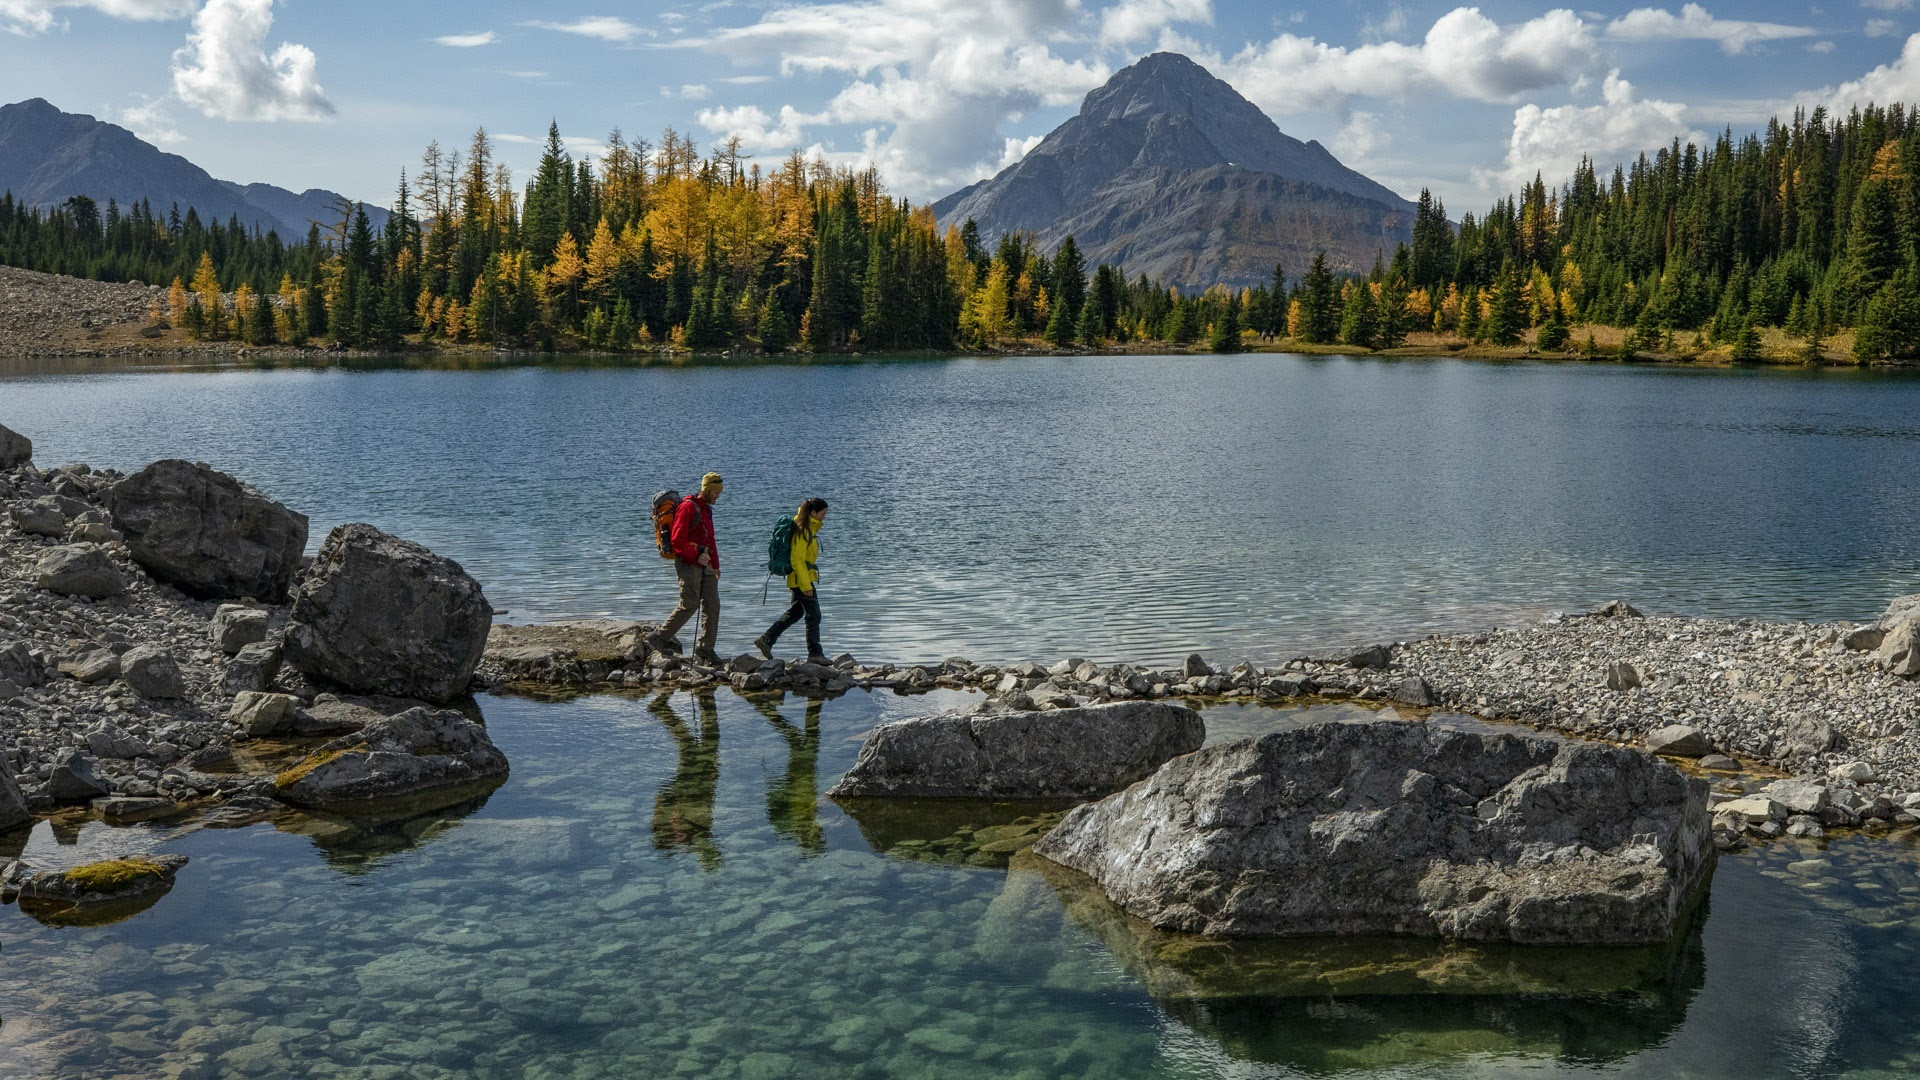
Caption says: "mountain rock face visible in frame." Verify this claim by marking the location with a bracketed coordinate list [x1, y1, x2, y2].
[0, 98, 383, 237]
[931, 53, 1415, 290]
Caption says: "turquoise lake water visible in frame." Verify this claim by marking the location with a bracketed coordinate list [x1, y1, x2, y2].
[4, 353, 1920, 1078]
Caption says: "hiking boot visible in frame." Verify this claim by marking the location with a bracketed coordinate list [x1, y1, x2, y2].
[753, 635, 773, 659]
[693, 647, 723, 666]
[806, 654, 831, 666]
[644, 632, 681, 655]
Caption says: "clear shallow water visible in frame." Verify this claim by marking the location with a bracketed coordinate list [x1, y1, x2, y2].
[1, 690, 1918, 1080]
[5, 353, 1920, 664]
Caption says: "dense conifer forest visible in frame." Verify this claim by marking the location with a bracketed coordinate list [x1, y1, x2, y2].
[2, 102, 1918, 360]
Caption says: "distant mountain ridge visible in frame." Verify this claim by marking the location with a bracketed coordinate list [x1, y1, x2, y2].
[0, 98, 385, 238]
[932, 53, 1415, 290]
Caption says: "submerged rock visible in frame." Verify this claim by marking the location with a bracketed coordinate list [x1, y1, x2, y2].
[828, 701, 1204, 800]
[272, 706, 508, 810]
[284, 524, 492, 704]
[108, 459, 309, 601]
[1033, 721, 1714, 945]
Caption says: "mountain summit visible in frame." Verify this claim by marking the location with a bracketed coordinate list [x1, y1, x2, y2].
[931, 53, 1415, 290]
[0, 98, 381, 238]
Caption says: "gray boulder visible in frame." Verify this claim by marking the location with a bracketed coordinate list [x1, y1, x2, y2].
[1875, 606, 1920, 678]
[35, 544, 125, 598]
[10, 496, 67, 538]
[1645, 725, 1712, 758]
[120, 645, 184, 699]
[1877, 593, 1920, 630]
[272, 707, 509, 809]
[58, 648, 120, 683]
[0, 761, 29, 832]
[107, 459, 308, 601]
[210, 604, 271, 654]
[0, 642, 47, 688]
[283, 524, 492, 704]
[229, 691, 303, 737]
[0, 423, 29, 469]
[1589, 599, 1645, 619]
[16, 854, 188, 924]
[1033, 722, 1714, 945]
[1605, 662, 1642, 691]
[223, 640, 282, 695]
[47, 749, 109, 802]
[85, 722, 150, 760]
[828, 701, 1204, 800]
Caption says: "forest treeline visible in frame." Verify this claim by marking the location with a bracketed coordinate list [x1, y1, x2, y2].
[2, 101, 1920, 360]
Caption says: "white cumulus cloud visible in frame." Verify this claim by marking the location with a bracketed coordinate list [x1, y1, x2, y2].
[1812, 31, 1920, 110]
[1607, 4, 1815, 55]
[1478, 70, 1696, 194]
[695, 103, 821, 152]
[1220, 7, 1602, 115]
[434, 30, 496, 47]
[694, 0, 1108, 197]
[1, 0, 191, 34]
[526, 16, 645, 43]
[171, 0, 332, 121]
[1099, 0, 1210, 46]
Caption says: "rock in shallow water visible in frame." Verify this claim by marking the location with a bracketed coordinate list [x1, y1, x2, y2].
[1033, 721, 1714, 945]
[283, 524, 492, 704]
[107, 459, 309, 601]
[827, 701, 1205, 800]
[272, 706, 508, 810]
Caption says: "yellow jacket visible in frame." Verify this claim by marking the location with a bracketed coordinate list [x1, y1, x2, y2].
[787, 512, 821, 592]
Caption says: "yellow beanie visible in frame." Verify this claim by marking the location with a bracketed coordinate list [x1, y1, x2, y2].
[701, 472, 724, 489]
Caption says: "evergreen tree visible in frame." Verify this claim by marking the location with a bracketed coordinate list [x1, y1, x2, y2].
[1301, 253, 1338, 344]
[1209, 294, 1242, 352]
[1050, 235, 1087, 327]
[1730, 318, 1763, 361]
[1075, 296, 1102, 345]
[1339, 283, 1377, 348]
[1483, 261, 1526, 345]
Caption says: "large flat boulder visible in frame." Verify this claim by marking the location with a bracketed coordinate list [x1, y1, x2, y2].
[827, 701, 1204, 800]
[107, 459, 308, 601]
[283, 524, 492, 704]
[1033, 722, 1714, 945]
[272, 707, 508, 810]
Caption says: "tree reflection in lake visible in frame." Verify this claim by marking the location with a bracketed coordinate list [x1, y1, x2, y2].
[650, 691, 722, 871]
[752, 696, 824, 856]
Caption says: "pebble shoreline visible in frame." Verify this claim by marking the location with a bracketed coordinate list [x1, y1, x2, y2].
[3, 444, 1918, 855]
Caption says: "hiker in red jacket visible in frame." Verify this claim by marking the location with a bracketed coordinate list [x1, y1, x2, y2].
[650, 472, 724, 665]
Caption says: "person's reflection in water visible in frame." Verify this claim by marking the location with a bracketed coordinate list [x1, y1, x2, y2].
[753, 695, 824, 855]
[650, 690, 723, 871]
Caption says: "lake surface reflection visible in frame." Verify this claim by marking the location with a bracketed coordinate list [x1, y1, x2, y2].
[5, 353, 1920, 664]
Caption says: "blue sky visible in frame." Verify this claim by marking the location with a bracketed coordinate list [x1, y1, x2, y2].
[3, 1, 1918, 216]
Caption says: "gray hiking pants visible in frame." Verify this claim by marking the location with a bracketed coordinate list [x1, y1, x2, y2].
[661, 561, 720, 651]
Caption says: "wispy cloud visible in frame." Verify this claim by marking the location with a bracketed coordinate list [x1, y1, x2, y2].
[525, 16, 646, 43]
[1, 0, 192, 36]
[434, 30, 497, 47]
[121, 94, 183, 144]
[1606, 4, 1815, 55]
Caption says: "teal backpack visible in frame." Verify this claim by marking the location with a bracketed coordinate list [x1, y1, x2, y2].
[766, 514, 796, 577]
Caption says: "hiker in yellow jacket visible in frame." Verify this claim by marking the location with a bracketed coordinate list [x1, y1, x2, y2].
[754, 498, 828, 663]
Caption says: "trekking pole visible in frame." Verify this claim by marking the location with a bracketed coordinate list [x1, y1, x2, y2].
[760, 572, 771, 605]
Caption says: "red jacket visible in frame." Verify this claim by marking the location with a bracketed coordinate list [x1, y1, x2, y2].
[670, 495, 717, 569]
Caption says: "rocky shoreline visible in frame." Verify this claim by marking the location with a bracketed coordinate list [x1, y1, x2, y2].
[3, 424, 1917, 869]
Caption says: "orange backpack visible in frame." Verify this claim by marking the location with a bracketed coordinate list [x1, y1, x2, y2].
[651, 490, 680, 559]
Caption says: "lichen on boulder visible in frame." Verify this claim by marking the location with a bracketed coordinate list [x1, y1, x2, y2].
[15, 854, 189, 926]
[272, 707, 507, 811]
